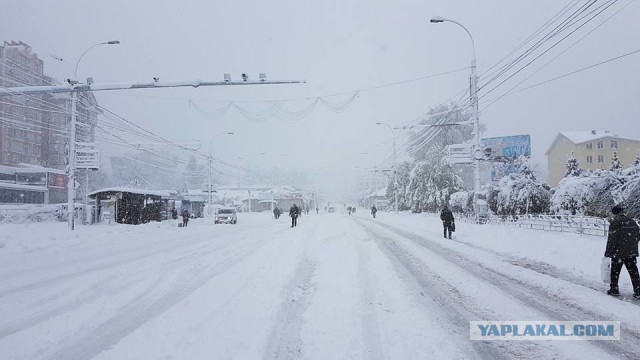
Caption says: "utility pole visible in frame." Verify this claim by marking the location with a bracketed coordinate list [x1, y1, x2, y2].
[431, 16, 481, 218]
[208, 157, 212, 217]
[67, 90, 77, 230]
[376, 122, 398, 213]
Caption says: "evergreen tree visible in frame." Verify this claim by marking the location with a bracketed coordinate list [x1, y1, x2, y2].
[634, 153, 640, 167]
[564, 152, 582, 177]
[610, 151, 622, 171]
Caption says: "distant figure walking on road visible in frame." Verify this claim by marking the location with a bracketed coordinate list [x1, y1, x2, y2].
[371, 205, 377, 219]
[181, 209, 190, 227]
[440, 205, 455, 239]
[604, 204, 640, 298]
[289, 203, 300, 228]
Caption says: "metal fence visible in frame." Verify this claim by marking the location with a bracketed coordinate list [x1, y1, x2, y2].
[0, 204, 65, 224]
[483, 214, 610, 237]
[452, 212, 616, 237]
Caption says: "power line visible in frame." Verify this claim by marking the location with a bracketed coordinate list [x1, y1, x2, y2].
[481, 47, 640, 109]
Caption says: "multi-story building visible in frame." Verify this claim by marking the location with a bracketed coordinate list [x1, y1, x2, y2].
[0, 40, 47, 166]
[546, 130, 640, 187]
[0, 40, 100, 170]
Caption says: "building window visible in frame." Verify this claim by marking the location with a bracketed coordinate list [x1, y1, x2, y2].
[611, 140, 618, 149]
[586, 155, 593, 164]
[598, 155, 604, 163]
[597, 141, 604, 149]
[586, 143, 593, 149]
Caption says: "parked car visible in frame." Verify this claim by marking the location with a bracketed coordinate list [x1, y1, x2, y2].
[215, 208, 237, 224]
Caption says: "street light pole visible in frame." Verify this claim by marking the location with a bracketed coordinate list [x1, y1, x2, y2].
[430, 16, 481, 214]
[207, 132, 234, 217]
[67, 40, 120, 230]
[376, 122, 398, 213]
[361, 153, 377, 208]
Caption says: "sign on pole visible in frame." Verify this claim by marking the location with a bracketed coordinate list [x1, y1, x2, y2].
[481, 135, 531, 162]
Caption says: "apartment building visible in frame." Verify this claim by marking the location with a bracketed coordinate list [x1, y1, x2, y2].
[546, 130, 640, 186]
[0, 40, 100, 170]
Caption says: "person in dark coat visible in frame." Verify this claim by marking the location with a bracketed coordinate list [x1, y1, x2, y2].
[181, 209, 190, 227]
[289, 203, 300, 227]
[273, 207, 280, 219]
[371, 205, 377, 218]
[604, 204, 640, 298]
[172, 208, 178, 220]
[440, 205, 455, 239]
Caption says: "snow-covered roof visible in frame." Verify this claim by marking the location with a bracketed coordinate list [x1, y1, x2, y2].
[0, 164, 66, 175]
[0, 182, 48, 192]
[365, 187, 388, 198]
[87, 187, 172, 198]
[560, 130, 636, 144]
[546, 130, 639, 155]
[16, 163, 66, 175]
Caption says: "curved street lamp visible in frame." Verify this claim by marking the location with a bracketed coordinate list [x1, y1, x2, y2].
[430, 16, 481, 217]
[376, 122, 398, 213]
[67, 40, 120, 230]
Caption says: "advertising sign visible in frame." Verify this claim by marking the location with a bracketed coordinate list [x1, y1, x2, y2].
[47, 173, 68, 189]
[481, 135, 531, 162]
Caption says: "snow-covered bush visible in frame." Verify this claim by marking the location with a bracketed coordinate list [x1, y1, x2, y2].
[449, 191, 472, 213]
[494, 160, 550, 215]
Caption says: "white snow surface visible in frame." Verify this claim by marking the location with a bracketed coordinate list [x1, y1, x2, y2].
[1, 211, 639, 359]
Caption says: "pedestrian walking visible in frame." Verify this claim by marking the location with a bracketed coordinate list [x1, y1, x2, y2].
[289, 203, 300, 228]
[604, 204, 640, 298]
[440, 205, 455, 239]
[371, 205, 377, 219]
[181, 209, 190, 227]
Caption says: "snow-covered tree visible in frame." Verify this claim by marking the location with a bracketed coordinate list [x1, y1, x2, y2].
[564, 152, 582, 177]
[405, 155, 465, 213]
[551, 169, 622, 217]
[386, 162, 412, 211]
[407, 103, 474, 162]
[494, 158, 550, 215]
[610, 151, 622, 172]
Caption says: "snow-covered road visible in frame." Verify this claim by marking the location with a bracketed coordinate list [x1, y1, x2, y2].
[1, 212, 639, 359]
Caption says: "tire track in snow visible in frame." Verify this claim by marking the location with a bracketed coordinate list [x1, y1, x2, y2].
[0, 234, 221, 299]
[355, 219, 517, 360]
[0, 238, 247, 339]
[263, 217, 326, 360]
[384, 220, 626, 299]
[356, 235, 386, 360]
[41, 233, 275, 360]
[264, 258, 317, 360]
[359, 218, 640, 359]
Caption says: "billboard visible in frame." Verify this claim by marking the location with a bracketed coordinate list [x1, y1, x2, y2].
[481, 135, 531, 162]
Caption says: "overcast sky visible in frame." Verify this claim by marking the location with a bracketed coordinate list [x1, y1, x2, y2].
[2, 0, 639, 198]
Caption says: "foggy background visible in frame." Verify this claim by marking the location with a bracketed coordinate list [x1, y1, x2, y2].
[2, 0, 639, 200]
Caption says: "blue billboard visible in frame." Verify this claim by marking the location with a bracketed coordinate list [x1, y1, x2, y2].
[481, 134, 531, 161]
